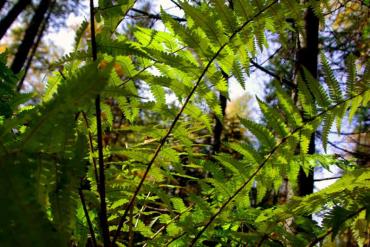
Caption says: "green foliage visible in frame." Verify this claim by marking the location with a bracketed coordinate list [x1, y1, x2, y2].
[0, 0, 369, 246]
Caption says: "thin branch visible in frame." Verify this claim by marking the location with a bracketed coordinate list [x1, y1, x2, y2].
[130, 8, 186, 22]
[170, 0, 182, 9]
[128, 205, 134, 247]
[260, 46, 282, 65]
[329, 130, 370, 136]
[250, 59, 296, 89]
[327, 139, 369, 157]
[314, 176, 342, 182]
[79, 189, 98, 247]
[90, 0, 110, 246]
[189, 91, 368, 246]
[111, 1, 279, 244]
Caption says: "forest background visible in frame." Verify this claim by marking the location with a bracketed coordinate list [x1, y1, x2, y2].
[0, 0, 369, 246]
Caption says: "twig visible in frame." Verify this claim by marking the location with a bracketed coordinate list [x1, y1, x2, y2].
[131, 8, 186, 22]
[111, 1, 279, 244]
[90, 0, 110, 246]
[250, 59, 296, 89]
[79, 188, 98, 247]
[128, 205, 134, 247]
[314, 176, 342, 182]
[329, 130, 370, 136]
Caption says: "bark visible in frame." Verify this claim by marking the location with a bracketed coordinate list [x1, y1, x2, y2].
[212, 71, 228, 154]
[297, 6, 319, 196]
[213, 95, 227, 153]
[10, 0, 51, 74]
[0, 0, 32, 40]
[17, 2, 54, 91]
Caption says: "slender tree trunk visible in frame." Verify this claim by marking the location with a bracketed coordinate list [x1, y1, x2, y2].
[297, 6, 319, 196]
[0, 0, 32, 40]
[10, 0, 51, 74]
[16, 1, 54, 91]
[213, 70, 228, 153]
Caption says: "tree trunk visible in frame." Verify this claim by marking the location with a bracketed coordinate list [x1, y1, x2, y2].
[297, 6, 319, 196]
[0, 0, 32, 40]
[10, 0, 51, 75]
[17, 1, 54, 92]
[212, 71, 228, 154]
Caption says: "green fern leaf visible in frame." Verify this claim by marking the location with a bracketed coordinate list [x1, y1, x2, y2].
[345, 54, 356, 97]
[232, 60, 246, 89]
[257, 98, 290, 137]
[321, 54, 343, 103]
[321, 111, 335, 152]
[240, 118, 276, 150]
[180, 1, 227, 46]
[211, 0, 238, 34]
[297, 74, 316, 118]
[73, 20, 88, 50]
[274, 81, 303, 128]
[303, 68, 331, 108]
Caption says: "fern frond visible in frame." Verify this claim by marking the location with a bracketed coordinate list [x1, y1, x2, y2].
[345, 54, 356, 97]
[232, 60, 246, 89]
[321, 54, 343, 103]
[274, 81, 303, 128]
[297, 74, 316, 118]
[74, 20, 88, 50]
[211, 0, 238, 34]
[321, 111, 335, 152]
[240, 118, 276, 150]
[160, 9, 213, 59]
[257, 98, 290, 137]
[227, 142, 261, 164]
[303, 68, 331, 108]
[50, 134, 87, 242]
[43, 71, 63, 102]
[180, 1, 227, 46]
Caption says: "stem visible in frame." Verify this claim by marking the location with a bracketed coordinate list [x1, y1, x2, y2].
[82, 112, 100, 186]
[314, 176, 342, 182]
[90, 0, 110, 245]
[128, 205, 134, 247]
[79, 189, 98, 247]
[250, 59, 296, 89]
[111, 1, 279, 244]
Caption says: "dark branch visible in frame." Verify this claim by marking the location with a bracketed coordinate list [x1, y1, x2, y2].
[90, 0, 110, 245]
[79, 189, 98, 247]
[314, 176, 342, 182]
[130, 8, 186, 22]
[250, 59, 296, 89]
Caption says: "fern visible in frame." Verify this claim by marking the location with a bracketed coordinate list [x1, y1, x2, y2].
[321, 54, 343, 103]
